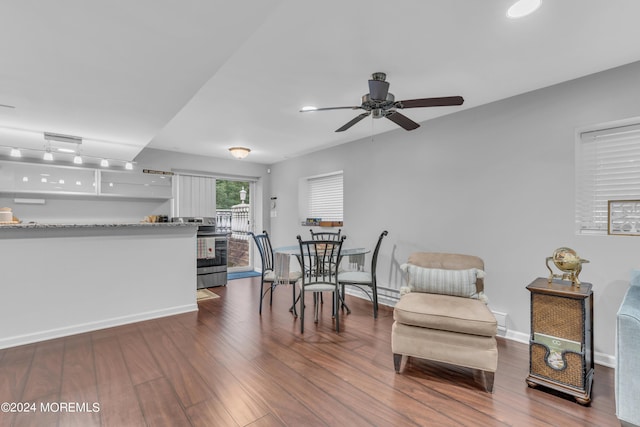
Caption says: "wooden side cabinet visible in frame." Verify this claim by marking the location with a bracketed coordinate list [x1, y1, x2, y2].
[525, 277, 594, 405]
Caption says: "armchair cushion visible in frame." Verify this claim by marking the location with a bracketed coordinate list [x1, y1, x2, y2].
[394, 292, 497, 337]
[400, 264, 482, 298]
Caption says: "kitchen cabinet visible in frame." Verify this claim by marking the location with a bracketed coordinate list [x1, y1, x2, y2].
[0, 161, 97, 195]
[100, 170, 172, 199]
[0, 161, 172, 199]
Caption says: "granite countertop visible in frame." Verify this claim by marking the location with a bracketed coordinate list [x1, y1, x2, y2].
[0, 222, 197, 230]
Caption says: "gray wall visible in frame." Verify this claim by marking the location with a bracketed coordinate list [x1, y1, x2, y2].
[267, 60, 640, 363]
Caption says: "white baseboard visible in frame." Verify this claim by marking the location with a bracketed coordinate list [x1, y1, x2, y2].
[0, 303, 198, 350]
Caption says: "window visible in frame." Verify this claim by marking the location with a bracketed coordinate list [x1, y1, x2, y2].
[576, 122, 640, 234]
[299, 171, 343, 223]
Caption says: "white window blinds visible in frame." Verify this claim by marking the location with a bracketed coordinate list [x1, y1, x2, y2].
[174, 174, 216, 218]
[576, 123, 640, 234]
[305, 171, 344, 222]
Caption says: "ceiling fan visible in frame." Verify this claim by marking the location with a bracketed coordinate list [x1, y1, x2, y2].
[300, 72, 464, 132]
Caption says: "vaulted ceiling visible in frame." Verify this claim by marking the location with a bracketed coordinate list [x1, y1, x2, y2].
[2, 1, 640, 165]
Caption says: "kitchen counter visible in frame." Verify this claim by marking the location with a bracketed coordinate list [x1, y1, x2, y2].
[0, 222, 191, 229]
[0, 221, 196, 238]
[0, 222, 199, 349]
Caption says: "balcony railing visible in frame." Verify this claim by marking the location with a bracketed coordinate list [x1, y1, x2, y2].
[216, 210, 232, 233]
[217, 204, 251, 268]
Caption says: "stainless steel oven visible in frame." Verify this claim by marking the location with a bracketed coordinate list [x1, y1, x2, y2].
[172, 217, 228, 289]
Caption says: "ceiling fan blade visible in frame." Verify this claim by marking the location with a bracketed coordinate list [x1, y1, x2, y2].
[385, 111, 420, 131]
[395, 96, 464, 109]
[335, 112, 370, 132]
[300, 106, 361, 112]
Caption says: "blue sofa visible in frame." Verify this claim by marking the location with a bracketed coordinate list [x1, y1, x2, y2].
[617, 270, 640, 427]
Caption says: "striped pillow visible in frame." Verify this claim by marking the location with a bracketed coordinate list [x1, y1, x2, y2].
[400, 264, 483, 298]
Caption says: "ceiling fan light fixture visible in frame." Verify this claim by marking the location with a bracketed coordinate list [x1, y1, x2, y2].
[229, 146, 251, 159]
[507, 0, 541, 18]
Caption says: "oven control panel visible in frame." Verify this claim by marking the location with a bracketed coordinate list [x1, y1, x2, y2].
[171, 216, 216, 226]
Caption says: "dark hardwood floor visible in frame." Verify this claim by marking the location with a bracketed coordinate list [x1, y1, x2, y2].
[0, 277, 619, 426]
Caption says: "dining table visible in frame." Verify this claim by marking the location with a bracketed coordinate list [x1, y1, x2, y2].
[274, 245, 370, 258]
[274, 245, 371, 315]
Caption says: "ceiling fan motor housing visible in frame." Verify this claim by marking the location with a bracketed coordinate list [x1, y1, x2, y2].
[361, 93, 395, 116]
[368, 78, 390, 101]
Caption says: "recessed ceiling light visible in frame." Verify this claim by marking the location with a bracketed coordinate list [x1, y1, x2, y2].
[301, 106, 318, 111]
[507, 0, 541, 18]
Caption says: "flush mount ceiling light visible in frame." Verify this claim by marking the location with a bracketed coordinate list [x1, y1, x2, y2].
[229, 146, 251, 159]
[10, 148, 21, 157]
[507, 0, 541, 18]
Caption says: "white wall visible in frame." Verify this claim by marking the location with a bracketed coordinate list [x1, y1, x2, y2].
[268, 60, 640, 363]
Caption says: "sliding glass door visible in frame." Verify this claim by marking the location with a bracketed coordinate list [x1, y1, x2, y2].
[216, 179, 254, 273]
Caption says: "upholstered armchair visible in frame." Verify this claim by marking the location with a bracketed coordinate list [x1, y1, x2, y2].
[616, 270, 640, 427]
[392, 252, 498, 392]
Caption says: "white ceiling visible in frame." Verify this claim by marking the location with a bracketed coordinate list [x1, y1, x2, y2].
[2, 1, 640, 165]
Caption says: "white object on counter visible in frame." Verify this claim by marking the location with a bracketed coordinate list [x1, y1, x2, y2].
[0, 207, 13, 223]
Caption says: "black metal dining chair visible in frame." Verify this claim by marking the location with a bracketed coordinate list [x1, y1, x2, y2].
[338, 230, 388, 318]
[250, 230, 300, 314]
[296, 235, 346, 333]
[309, 229, 344, 305]
[310, 228, 342, 241]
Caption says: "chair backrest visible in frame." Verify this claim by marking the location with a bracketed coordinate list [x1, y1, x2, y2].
[407, 252, 485, 293]
[310, 228, 342, 241]
[297, 235, 346, 285]
[249, 230, 274, 275]
[370, 230, 388, 277]
[273, 252, 291, 284]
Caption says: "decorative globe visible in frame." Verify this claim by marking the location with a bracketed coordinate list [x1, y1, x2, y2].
[546, 247, 589, 286]
[552, 247, 583, 272]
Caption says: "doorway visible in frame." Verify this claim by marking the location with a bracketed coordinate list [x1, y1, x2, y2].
[216, 179, 253, 273]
